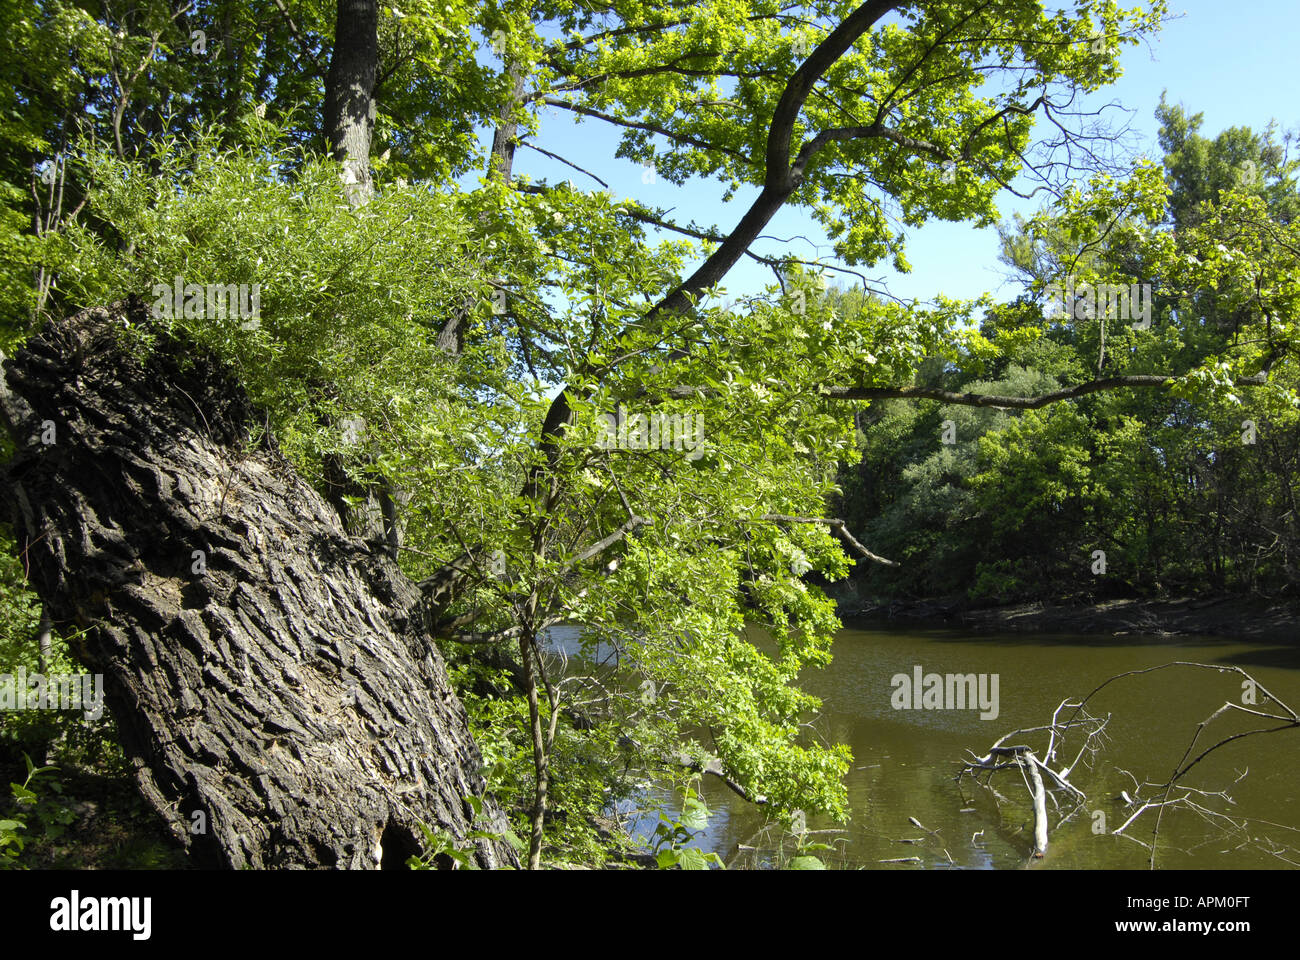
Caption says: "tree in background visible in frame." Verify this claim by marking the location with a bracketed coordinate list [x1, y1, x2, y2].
[841, 100, 1300, 603]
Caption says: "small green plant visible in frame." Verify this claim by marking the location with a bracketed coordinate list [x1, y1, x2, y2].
[0, 753, 74, 868]
[0, 813, 24, 864]
[650, 779, 725, 870]
[406, 795, 524, 870]
[781, 812, 832, 870]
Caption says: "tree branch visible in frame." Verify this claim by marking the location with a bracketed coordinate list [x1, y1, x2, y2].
[540, 98, 751, 165]
[760, 514, 897, 566]
[556, 515, 650, 577]
[825, 371, 1269, 410]
[518, 142, 610, 188]
[270, 0, 325, 75]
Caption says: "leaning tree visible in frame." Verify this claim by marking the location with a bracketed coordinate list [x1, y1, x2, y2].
[0, 301, 517, 868]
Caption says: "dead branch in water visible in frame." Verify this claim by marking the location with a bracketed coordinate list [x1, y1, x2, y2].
[957, 663, 1300, 866]
[958, 702, 1107, 858]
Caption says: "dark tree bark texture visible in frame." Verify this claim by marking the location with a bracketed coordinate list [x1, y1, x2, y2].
[0, 301, 517, 869]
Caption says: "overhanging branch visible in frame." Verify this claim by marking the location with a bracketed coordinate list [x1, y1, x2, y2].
[825, 371, 1269, 410]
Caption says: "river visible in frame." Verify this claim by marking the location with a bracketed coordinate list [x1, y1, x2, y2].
[552, 622, 1300, 869]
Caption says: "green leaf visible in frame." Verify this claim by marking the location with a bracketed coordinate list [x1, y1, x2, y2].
[786, 855, 826, 870]
[679, 796, 709, 832]
[675, 846, 710, 870]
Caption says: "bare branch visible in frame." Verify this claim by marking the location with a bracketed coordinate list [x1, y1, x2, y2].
[518, 142, 610, 188]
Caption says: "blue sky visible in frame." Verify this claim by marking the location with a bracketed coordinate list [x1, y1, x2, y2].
[476, 1, 1298, 309]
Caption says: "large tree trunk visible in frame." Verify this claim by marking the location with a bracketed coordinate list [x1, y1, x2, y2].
[0, 301, 517, 869]
[324, 0, 378, 203]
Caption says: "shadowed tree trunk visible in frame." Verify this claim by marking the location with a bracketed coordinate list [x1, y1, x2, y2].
[0, 300, 517, 869]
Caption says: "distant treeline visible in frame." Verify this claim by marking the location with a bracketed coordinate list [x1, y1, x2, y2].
[836, 100, 1300, 604]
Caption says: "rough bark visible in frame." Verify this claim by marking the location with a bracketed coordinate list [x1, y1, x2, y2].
[489, 60, 526, 183]
[0, 300, 518, 869]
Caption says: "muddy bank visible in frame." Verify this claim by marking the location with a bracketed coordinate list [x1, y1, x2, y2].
[832, 591, 1299, 644]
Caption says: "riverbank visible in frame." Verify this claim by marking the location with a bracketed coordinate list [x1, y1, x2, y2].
[835, 594, 1299, 644]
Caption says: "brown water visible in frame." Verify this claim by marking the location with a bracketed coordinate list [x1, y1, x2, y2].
[591, 623, 1300, 869]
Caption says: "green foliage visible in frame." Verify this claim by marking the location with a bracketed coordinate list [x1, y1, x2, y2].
[0, 531, 129, 870]
[842, 101, 1300, 603]
[776, 810, 833, 869]
[0, 535, 39, 678]
[406, 795, 525, 870]
[649, 779, 724, 870]
[1157, 94, 1300, 230]
[450, 655, 645, 865]
[38, 121, 492, 480]
[510, 0, 1167, 270]
[844, 365, 1065, 598]
[17, 0, 1282, 871]
[0, 753, 74, 869]
[0, 531, 121, 770]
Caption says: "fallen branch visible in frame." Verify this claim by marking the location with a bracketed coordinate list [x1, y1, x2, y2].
[958, 709, 1108, 859]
